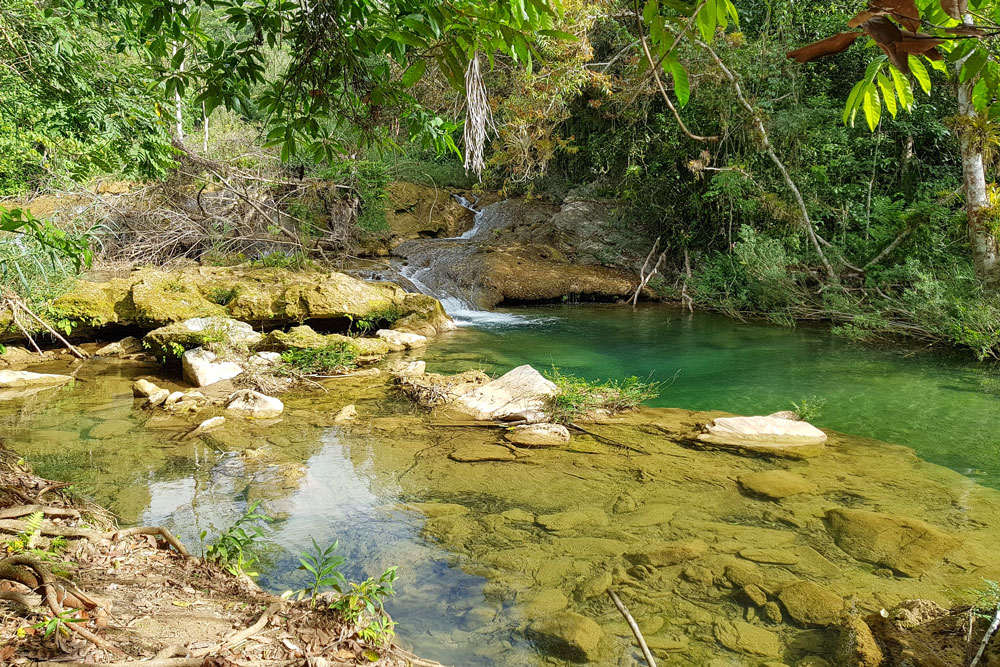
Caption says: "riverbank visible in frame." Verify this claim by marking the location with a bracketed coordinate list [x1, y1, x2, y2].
[0, 445, 434, 666]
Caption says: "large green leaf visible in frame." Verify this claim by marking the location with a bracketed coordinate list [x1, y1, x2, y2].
[890, 66, 914, 111]
[909, 55, 931, 94]
[863, 83, 881, 131]
[664, 54, 690, 107]
[877, 71, 897, 118]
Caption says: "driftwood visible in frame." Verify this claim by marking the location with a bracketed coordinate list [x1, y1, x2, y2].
[631, 236, 668, 307]
[608, 588, 657, 667]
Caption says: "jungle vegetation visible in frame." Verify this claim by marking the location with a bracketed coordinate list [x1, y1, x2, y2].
[5, 0, 1000, 356]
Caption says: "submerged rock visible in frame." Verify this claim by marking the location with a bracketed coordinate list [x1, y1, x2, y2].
[395, 369, 490, 407]
[132, 378, 161, 397]
[185, 416, 227, 439]
[776, 581, 845, 626]
[528, 611, 603, 662]
[835, 616, 884, 667]
[453, 365, 557, 421]
[226, 389, 284, 419]
[713, 619, 781, 657]
[182, 348, 243, 387]
[448, 444, 517, 463]
[738, 470, 817, 499]
[627, 539, 708, 567]
[505, 423, 570, 447]
[824, 508, 960, 576]
[696, 414, 827, 457]
[334, 404, 358, 422]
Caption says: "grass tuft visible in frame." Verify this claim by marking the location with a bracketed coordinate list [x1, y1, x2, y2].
[544, 367, 661, 423]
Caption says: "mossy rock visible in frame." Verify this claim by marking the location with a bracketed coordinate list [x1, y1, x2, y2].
[130, 271, 227, 325]
[256, 325, 389, 361]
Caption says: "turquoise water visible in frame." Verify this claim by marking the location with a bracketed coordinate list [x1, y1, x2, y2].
[425, 304, 1000, 488]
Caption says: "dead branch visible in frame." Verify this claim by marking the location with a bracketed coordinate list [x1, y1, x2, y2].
[608, 588, 657, 667]
[862, 223, 918, 271]
[0, 504, 80, 520]
[632, 236, 668, 307]
[111, 526, 190, 557]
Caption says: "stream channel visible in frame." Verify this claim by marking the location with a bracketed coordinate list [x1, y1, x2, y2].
[4, 306, 1000, 665]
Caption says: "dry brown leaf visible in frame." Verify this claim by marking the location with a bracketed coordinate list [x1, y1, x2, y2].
[787, 32, 863, 63]
[868, 0, 922, 31]
[863, 17, 910, 72]
[942, 25, 986, 36]
[924, 47, 944, 60]
[848, 10, 882, 27]
[940, 0, 968, 19]
[896, 32, 944, 53]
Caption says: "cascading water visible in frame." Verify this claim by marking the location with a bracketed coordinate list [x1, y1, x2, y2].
[393, 196, 531, 327]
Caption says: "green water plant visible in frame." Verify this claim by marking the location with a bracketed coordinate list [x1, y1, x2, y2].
[545, 367, 661, 423]
[280, 341, 358, 375]
[329, 566, 398, 647]
[201, 501, 270, 577]
[791, 396, 827, 423]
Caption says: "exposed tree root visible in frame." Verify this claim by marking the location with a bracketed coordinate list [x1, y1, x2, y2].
[0, 504, 81, 520]
[111, 526, 190, 557]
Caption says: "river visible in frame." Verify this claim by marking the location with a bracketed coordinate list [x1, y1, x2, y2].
[4, 305, 1000, 665]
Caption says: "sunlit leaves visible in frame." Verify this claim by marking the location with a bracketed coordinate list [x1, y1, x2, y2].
[909, 54, 931, 93]
[877, 71, 898, 117]
[863, 80, 882, 130]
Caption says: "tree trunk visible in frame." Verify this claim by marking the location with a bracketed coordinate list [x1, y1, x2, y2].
[957, 21, 999, 286]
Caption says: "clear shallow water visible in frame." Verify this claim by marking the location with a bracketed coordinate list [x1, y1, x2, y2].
[423, 303, 1000, 489]
[5, 307, 1000, 666]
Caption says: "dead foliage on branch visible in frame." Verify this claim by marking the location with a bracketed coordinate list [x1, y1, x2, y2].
[59, 142, 371, 269]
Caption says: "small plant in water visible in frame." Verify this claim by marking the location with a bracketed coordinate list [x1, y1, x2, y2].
[201, 501, 270, 577]
[545, 367, 661, 423]
[791, 396, 827, 422]
[280, 341, 358, 375]
[329, 566, 398, 647]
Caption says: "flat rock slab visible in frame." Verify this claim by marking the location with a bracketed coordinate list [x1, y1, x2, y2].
[694, 415, 827, 458]
[0, 370, 73, 388]
[506, 423, 570, 447]
[777, 581, 845, 627]
[739, 470, 818, 499]
[824, 508, 960, 576]
[448, 444, 517, 462]
[714, 619, 781, 656]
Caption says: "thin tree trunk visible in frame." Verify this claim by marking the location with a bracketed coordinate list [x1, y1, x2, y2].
[202, 101, 209, 153]
[957, 15, 999, 286]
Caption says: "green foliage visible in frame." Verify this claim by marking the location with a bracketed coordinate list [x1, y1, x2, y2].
[206, 286, 238, 306]
[545, 367, 661, 423]
[349, 305, 403, 335]
[328, 567, 398, 647]
[202, 501, 270, 578]
[790, 396, 826, 422]
[280, 342, 359, 375]
[31, 608, 84, 641]
[970, 579, 1000, 621]
[296, 538, 347, 608]
[317, 160, 391, 232]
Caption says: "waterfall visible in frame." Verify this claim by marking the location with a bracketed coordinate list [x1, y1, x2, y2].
[393, 197, 529, 327]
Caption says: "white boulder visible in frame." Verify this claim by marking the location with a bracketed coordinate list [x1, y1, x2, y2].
[132, 378, 161, 397]
[506, 423, 571, 447]
[334, 404, 358, 422]
[454, 365, 557, 421]
[182, 347, 243, 387]
[697, 415, 827, 451]
[376, 329, 428, 352]
[226, 389, 283, 419]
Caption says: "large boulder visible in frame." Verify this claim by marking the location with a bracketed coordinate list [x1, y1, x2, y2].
[32, 266, 454, 344]
[226, 389, 284, 419]
[824, 508, 960, 576]
[696, 415, 826, 457]
[182, 347, 243, 387]
[144, 317, 262, 358]
[505, 423, 570, 447]
[453, 365, 557, 421]
[528, 611, 603, 662]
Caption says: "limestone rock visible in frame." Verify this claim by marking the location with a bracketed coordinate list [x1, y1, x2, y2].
[396, 369, 491, 407]
[185, 416, 226, 439]
[448, 444, 516, 462]
[90, 419, 134, 439]
[824, 508, 960, 576]
[835, 616, 883, 667]
[132, 378, 161, 397]
[575, 571, 612, 601]
[334, 404, 358, 422]
[529, 611, 603, 662]
[738, 470, 817, 500]
[226, 389, 284, 419]
[506, 423, 570, 447]
[537, 508, 609, 532]
[646, 633, 689, 654]
[146, 388, 170, 407]
[94, 336, 144, 357]
[182, 348, 243, 387]
[628, 539, 708, 567]
[145, 317, 262, 358]
[741, 584, 768, 608]
[453, 365, 557, 421]
[725, 562, 766, 589]
[762, 602, 784, 624]
[698, 415, 827, 456]
[164, 391, 185, 406]
[777, 581, 845, 626]
[376, 328, 428, 351]
[713, 619, 781, 656]
[0, 370, 73, 388]
[396, 360, 426, 375]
